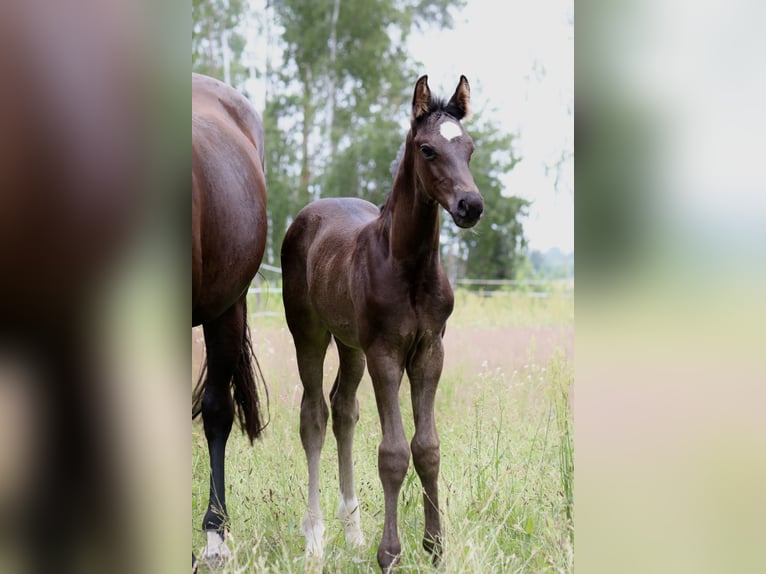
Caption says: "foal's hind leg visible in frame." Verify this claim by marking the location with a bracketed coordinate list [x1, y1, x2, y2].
[295, 330, 332, 558]
[330, 340, 366, 547]
[407, 339, 445, 562]
[199, 302, 244, 560]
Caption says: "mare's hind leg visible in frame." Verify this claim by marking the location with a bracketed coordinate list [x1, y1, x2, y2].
[407, 338, 445, 562]
[330, 339, 366, 547]
[295, 329, 332, 558]
[199, 301, 244, 560]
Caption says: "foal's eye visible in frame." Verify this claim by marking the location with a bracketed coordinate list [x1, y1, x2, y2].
[420, 145, 436, 160]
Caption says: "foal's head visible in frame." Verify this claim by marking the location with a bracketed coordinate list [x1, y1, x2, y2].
[409, 75, 484, 228]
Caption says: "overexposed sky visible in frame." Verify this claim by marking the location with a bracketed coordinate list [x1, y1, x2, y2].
[408, 0, 574, 253]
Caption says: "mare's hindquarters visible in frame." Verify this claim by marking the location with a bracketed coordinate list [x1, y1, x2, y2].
[191, 73, 268, 560]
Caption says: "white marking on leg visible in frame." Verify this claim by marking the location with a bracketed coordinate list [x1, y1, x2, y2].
[302, 511, 325, 558]
[303, 448, 325, 558]
[439, 120, 462, 141]
[337, 495, 365, 546]
[202, 530, 231, 561]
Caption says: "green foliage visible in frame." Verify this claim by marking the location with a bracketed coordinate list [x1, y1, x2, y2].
[321, 115, 404, 205]
[552, 353, 574, 540]
[263, 0, 473, 262]
[262, 95, 302, 263]
[192, 0, 530, 276]
[529, 248, 575, 280]
[192, 0, 250, 85]
[444, 114, 530, 280]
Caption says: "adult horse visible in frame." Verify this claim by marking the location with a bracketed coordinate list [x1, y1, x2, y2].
[281, 75, 483, 571]
[192, 73, 268, 561]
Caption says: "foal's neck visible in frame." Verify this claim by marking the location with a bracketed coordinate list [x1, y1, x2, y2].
[382, 139, 441, 267]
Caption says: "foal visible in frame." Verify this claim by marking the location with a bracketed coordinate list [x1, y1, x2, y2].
[281, 75, 483, 571]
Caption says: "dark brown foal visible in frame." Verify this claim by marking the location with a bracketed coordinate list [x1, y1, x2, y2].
[281, 75, 483, 571]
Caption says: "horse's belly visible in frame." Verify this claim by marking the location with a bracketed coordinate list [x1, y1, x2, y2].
[192, 181, 266, 324]
[308, 274, 362, 348]
[326, 321, 361, 350]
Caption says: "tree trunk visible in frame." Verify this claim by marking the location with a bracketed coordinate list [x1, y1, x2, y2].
[300, 65, 312, 204]
[326, 0, 341, 157]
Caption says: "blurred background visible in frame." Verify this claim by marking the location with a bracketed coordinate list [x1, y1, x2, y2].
[576, 1, 766, 572]
[0, 0, 188, 572]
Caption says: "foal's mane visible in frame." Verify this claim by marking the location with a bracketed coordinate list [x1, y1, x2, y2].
[415, 96, 464, 125]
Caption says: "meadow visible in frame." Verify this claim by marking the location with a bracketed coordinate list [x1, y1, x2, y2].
[192, 287, 573, 573]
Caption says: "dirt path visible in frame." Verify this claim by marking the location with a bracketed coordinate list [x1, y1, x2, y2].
[193, 323, 572, 393]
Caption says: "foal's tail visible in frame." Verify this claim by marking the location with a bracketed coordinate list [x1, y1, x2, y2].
[192, 299, 269, 443]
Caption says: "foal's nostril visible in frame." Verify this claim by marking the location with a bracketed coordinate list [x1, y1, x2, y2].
[453, 191, 484, 227]
[457, 198, 468, 217]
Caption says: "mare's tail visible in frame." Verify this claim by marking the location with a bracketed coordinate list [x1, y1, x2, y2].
[192, 298, 269, 443]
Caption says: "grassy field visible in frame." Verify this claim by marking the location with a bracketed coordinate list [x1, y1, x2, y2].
[192, 289, 573, 573]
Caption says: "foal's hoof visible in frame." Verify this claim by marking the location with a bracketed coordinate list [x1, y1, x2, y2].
[423, 533, 443, 564]
[302, 514, 326, 560]
[201, 530, 231, 567]
[337, 497, 365, 547]
[345, 526, 366, 548]
[377, 546, 402, 573]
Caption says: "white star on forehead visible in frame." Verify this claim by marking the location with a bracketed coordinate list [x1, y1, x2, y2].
[439, 121, 462, 141]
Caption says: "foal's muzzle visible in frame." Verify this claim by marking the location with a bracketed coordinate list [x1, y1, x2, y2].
[450, 190, 484, 228]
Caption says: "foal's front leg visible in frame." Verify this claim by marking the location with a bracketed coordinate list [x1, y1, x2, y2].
[408, 339, 445, 562]
[367, 349, 410, 571]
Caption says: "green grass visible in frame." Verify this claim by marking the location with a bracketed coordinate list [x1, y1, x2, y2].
[193, 290, 573, 573]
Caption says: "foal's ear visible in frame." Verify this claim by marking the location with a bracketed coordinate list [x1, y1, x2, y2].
[411, 75, 431, 121]
[446, 75, 471, 120]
